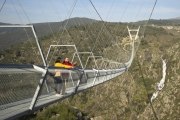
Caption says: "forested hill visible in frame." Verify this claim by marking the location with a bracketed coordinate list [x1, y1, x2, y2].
[16, 19, 180, 119]
[0, 17, 97, 49]
[1, 17, 180, 50]
[135, 18, 180, 25]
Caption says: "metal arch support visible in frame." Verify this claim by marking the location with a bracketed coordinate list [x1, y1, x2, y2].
[92, 69, 99, 86]
[95, 57, 105, 69]
[0, 25, 49, 110]
[126, 26, 140, 67]
[72, 52, 102, 92]
[99, 58, 110, 69]
[103, 61, 108, 69]
[84, 55, 101, 70]
[46, 45, 87, 94]
[46, 45, 84, 69]
[0, 25, 47, 66]
[68, 70, 75, 86]
[71, 51, 93, 69]
[71, 52, 92, 93]
[86, 55, 102, 86]
[127, 26, 140, 41]
[29, 69, 48, 110]
[31, 26, 47, 66]
[26, 26, 48, 110]
[72, 51, 93, 69]
[102, 58, 121, 69]
[46, 44, 78, 61]
[72, 52, 96, 91]
[89, 53, 99, 70]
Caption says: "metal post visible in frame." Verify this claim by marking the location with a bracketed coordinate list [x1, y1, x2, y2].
[84, 56, 90, 69]
[71, 52, 76, 64]
[45, 45, 52, 61]
[69, 71, 75, 86]
[31, 26, 47, 66]
[90, 53, 100, 85]
[92, 69, 98, 86]
[29, 70, 48, 110]
[45, 44, 85, 93]
[30, 26, 50, 110]
[91, 53, 99, 70]
[74, 47, 84, 69]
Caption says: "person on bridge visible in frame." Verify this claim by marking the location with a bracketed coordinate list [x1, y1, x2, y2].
[62, 57, 77, 90]
[62, 57, 76, 67]
[54, 57, 72, 96]
[55, 57, 74, 69]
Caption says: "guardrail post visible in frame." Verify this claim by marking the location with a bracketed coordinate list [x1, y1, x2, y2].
[29, 69, 48, 110]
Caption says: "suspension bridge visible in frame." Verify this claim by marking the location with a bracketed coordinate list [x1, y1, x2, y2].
[0, 0, 157, 119]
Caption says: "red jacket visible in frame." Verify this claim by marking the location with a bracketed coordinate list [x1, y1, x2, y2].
[62, 61, 74, 67]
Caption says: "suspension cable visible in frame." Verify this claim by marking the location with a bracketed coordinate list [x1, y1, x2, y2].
[47, 0, 78, 66]
[136, 0, 158, 119]
[88, 0, 126, 65]
[56, 0, 78, 45]
[142, 0, 158, 37]
[137, 55, 159, 120]
[0, 0, 6, 13]
[16, 0, 41, 64]
[88, 0, 115, 54]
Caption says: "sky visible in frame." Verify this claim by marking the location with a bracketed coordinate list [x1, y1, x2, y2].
[0, 0, 179, 24]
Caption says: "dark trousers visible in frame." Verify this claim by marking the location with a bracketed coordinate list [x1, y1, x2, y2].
[54, 76, 65, 94]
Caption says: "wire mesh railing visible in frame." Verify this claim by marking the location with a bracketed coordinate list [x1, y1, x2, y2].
[0, 67, 41, 110]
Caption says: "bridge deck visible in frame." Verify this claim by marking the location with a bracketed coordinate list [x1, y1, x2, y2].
[0, 66, 124, 120]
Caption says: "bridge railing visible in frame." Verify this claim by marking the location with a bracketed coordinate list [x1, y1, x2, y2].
[0, 64, 126, 119]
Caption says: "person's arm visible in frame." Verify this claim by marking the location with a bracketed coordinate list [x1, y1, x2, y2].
[55, 63, 73, 69]
[63, 64, 73, 68]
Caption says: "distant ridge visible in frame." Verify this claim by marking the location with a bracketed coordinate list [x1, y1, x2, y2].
[0, 17, 97, 49]
[0, 22, 10, 25]
[33, 17, 97, 37]
[0, 17, 180, 49]
[1, 17, 97, 37]
[135, 17, 180, 25]
[169, 16, 180, 20]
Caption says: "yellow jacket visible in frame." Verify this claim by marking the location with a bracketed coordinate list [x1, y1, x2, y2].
[54, 63, 73, 77]
[54, 63, 73, 69]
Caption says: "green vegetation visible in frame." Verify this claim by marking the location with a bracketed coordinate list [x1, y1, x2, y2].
[1, 18, 180, 119]
[20, 103, 81, 120]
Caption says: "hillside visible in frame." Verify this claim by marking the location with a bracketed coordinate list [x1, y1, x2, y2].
[14, 22, 180, 119]
[72, 26, 179, 120]
[135, 18, 180, 26]
[0, 20, 129, 66]
[1, 17, 180, 50]
[0, 17, 97, 50]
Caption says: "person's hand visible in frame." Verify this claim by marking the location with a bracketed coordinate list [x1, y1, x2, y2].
[73, 61, 77, 65]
